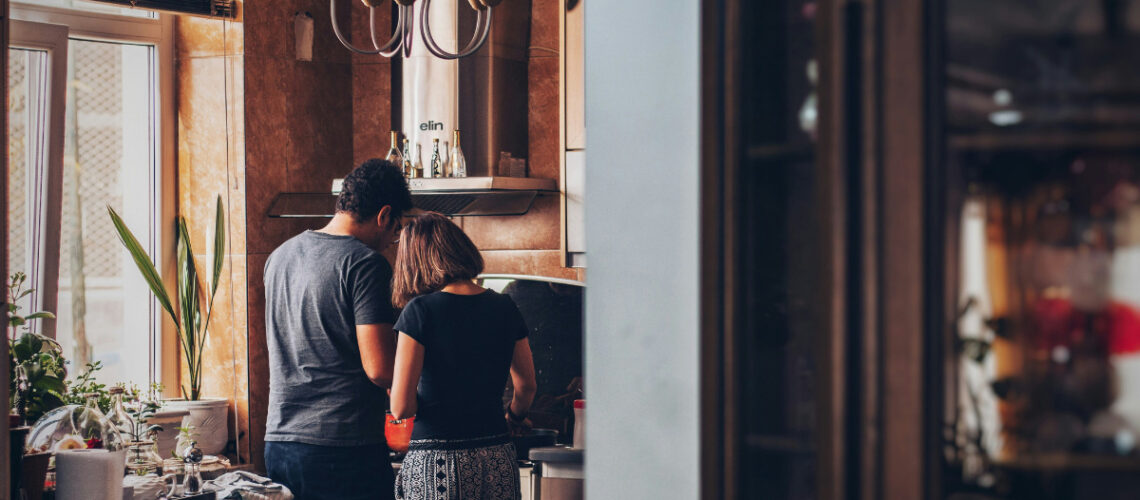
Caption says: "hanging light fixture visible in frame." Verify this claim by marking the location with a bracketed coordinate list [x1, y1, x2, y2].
[330, 0, 495, 60]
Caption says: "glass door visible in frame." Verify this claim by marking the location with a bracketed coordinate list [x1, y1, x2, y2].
[935, 1, 1140, 498]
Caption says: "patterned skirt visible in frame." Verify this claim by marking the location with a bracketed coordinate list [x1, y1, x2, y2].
[395, 434, 521, 500]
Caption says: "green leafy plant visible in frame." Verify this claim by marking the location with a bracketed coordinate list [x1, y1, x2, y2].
[123, 382, 164, 442]
[108, 196, 225, 401]
[7, 272, 65, 424]
[64, 361, 112, 413]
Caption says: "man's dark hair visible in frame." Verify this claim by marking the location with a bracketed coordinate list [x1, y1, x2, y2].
[336, 159, 413, 221]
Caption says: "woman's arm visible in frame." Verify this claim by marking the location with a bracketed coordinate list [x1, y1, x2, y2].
[507, 338, 537, 419]
[390, 332, 425, 420]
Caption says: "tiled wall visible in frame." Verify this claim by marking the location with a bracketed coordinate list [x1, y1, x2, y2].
[174, 12, 251, 463]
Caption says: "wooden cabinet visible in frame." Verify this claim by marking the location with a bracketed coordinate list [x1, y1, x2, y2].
[562, 0, 585, 266]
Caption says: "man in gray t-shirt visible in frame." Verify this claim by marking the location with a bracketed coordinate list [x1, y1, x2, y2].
[263, 159, 412, 500]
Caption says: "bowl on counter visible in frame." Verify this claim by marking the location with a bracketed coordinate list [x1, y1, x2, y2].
[512, 429, 558, 461]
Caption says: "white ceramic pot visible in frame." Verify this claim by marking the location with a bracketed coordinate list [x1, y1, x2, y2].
[162, 398, 230, 456]
[147, 408, 190, 460]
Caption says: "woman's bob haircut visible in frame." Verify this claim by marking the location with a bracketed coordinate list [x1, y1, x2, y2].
[392, 212, 485, 308]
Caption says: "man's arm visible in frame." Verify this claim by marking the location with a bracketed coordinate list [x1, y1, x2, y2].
[357, 323, 397, 388]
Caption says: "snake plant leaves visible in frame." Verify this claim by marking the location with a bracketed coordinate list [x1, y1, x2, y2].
[108, 206, 178, 327]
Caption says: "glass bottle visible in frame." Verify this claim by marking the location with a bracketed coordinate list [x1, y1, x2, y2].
[402, 138, 413, 178]
[430, 138, 443, 178]
[449, 130, 467, 178]
[440, 142, 450, 176]
[414, 143, 425, 179]
[106, 386, 134, 444]
[75, 393, 123, 451]
[386, 131, 404, 169]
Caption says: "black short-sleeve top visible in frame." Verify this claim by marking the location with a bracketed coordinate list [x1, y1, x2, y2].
[394, 289, 529, 441]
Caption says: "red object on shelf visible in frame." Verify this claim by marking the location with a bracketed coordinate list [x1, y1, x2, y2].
[1109, 301, 1140, 355]
[385, 414, 414, 453]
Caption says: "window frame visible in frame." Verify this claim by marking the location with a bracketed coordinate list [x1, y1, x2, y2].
[8, 20, 68, 338]
[10, 2, 176, 388]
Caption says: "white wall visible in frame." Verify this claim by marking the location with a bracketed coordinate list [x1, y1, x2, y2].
[583, 0, 701, 497]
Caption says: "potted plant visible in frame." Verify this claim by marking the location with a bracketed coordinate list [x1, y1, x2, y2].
[7, 273, 65, 426]
[7, 272, 60, 500]
[108, 196, 230, 455]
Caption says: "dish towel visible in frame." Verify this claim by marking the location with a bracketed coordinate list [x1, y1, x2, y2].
[204, 471, 293, 500]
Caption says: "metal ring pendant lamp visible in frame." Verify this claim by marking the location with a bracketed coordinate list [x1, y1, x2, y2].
[330, 0, 494, 60]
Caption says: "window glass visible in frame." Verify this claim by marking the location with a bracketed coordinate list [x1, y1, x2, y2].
[55, 39, 158, 387]
[735, 0, 822, 497]
[8, 48, 51, 319]
[941, 1, 1140, 497]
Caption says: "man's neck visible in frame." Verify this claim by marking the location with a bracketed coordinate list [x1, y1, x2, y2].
[319, 213, 362, 238]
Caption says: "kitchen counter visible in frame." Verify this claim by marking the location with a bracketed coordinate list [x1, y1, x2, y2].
[529, 446, 583, 464]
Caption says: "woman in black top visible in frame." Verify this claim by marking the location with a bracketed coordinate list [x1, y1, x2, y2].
[390, 213, 537, 500]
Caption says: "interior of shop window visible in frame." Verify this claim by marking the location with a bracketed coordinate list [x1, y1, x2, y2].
[935, 0, 1140, 498]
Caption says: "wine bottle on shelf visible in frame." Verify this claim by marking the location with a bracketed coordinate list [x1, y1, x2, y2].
[401, 138, 413, 178]
[386, 131, 404, 169]
[430, 139, 443, 178]
[414, 143, 425, 178]
[440, 142, 450, 176]
[449, 130, 467, 178]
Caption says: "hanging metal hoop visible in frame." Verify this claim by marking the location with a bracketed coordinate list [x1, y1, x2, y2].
[420, 0, 492, 60]
[331, 0, 408, 56]
[402, 4, 416, 57]
[371, 0, 407, 56]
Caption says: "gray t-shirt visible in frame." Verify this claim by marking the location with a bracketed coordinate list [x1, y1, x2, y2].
[263, 230, 396, 447]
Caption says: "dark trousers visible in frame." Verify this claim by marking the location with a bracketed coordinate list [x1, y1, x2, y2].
[265, 441, 395, 500]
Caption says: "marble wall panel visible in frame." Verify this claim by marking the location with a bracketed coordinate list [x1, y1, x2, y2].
[243, 55, 329, 254]
[176, 12, 251, 463]
[181, 253, 251, 462]
[462, 194, 560, 251]
[242, 0, 289, 59]
[177, 55, 247, 256]
[284, 61, 355, 192]
[527, 56, 560, 181]
[244, 0, 352, 63]
[530, 0, 560, 53]
[246, 252, 270, 471]
[349, 0, 393, 66]
[352, 61, 393, 165]
[175, 15, 243, 59]
[481, 249, 576, 280]
[306, 0, 354, 65]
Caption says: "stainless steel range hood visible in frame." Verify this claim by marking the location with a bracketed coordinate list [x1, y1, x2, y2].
[267, 177, 558, 218]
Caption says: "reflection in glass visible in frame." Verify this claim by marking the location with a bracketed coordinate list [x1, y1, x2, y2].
[943, 1, 1140, 496]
